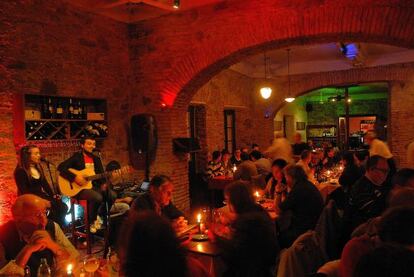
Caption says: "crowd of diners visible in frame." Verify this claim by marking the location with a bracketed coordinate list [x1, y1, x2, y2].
[1, 130, 414, 276]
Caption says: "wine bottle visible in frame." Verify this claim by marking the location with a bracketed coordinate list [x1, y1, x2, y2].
[37, 258, 51, 276]
[73, 100, 79, 119]
[41, 99, 49, 119]
[47, 98, 54, 119]
[77, 101, 83, 119]
[68, 98, 74, 119]
[56, 99, 63, 119]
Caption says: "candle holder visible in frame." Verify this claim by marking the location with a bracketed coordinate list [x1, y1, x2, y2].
[192, 213, 208, 241]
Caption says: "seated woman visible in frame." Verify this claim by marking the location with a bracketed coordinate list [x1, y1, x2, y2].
[214, 181, 280, 277]
[205, 151, 225, 179]
[118, 211, 209, 277]
[275, 165, 324, 248]
[14, 145, 67, 227]
[322, 147, 339, 169]
[264, 159, 287, 199]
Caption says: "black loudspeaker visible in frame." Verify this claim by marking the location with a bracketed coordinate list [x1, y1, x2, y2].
[173, 138, 201, 153]
[130, 114, 157, 154]
[306, 103, 313, 112]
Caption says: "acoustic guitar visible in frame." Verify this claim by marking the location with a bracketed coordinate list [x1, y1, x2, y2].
[58, 166, 130, 197]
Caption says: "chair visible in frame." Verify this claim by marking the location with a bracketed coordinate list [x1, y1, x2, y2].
[70, 198, 92, 254]
[314, 200, 342, 260]
[277, 231, 327, 277]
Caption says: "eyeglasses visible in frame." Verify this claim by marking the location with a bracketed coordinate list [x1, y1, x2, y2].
[16, 209, 50, 219]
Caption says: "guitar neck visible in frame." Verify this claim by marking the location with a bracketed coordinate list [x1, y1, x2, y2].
[85, 167, 125, 182]
[86, 172, 111, 182]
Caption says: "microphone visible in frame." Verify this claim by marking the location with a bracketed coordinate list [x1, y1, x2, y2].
[40, 157, 54, 165]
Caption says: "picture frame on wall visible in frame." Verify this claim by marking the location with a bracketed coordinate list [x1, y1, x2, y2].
[296, 122, 306, 130]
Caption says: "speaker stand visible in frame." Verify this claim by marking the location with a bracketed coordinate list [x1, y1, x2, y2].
[145, 151, 150, 181]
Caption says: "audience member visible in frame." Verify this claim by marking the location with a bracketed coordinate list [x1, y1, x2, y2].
[275, 165, 324, 248]
[252, 143, 260, 151]
[296, 150, 315, 182]
[0, 195, 78, 276]
[353, 244, 414, 277]
[230, 149, 242, 166]
[264, 159, 287, 199]
[215, 181, 279, 277]
[292, 133, 309, 156]
[250, 150, 271, 177]
[119, 211, 209, 277]
[205, 151, 225, 179]
[234, 152, 259, 182]
[131, 175, 186, 232]
[345, 155, 391, 233]
[221, 149, 233, 176]
[322, 147, 338, 169]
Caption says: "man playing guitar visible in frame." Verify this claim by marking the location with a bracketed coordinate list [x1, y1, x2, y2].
[58, 137, 112, 227]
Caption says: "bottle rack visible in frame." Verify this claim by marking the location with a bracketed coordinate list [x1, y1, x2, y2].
[23, 94, 108, 141]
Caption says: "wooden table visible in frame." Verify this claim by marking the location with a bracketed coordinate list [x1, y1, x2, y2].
[184, 239, 225, 277]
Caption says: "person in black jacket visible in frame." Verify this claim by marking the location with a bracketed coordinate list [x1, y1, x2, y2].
[57, 137, 105, 224]
[14, 145, 67, 226]
[131, 175, 185, 231]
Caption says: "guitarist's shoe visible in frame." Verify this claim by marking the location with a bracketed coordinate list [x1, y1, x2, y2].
[90, 216, 104, 234]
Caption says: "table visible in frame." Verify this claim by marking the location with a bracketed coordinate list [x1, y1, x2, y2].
[184, 239, 225, 277]
[315, 182, 341, 202]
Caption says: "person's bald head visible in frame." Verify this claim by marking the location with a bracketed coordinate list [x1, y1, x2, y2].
[12, 195, 51, 236]
[12, 194, 50, 218]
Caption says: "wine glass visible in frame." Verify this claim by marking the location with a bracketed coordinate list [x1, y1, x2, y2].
[83, 254, 100, 276]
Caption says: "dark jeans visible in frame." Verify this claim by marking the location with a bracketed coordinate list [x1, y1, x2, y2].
[77, 188, 104, 223]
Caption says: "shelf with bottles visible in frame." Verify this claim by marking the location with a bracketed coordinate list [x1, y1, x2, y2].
[23, 94, 108, 141]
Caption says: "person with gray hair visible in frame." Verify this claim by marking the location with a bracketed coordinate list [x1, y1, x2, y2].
[0, 194, 78, 276]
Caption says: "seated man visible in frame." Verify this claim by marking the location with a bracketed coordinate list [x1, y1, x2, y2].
[131, 175, 185, 231]
[0, 194, 78, 275]
[345, 155, 391, 233]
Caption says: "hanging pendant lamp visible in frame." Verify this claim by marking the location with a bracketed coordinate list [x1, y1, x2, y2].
[284, 49, 295, 103]
[260, 51, 272, 99]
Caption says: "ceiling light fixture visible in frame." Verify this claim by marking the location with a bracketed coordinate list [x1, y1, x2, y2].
[284, 49, 295, 103]
[259, 51, 272, 99]
[173, 0, 180, 9]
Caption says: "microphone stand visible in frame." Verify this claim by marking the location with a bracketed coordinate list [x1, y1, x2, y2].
[44, 160, 58, 195]
[94, 151, 111, 258]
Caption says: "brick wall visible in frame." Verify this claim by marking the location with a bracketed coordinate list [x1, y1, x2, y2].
[0, 0, 131, 224]
[2, 0, 414, 222]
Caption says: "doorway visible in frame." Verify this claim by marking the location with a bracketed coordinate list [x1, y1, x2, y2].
[284, 115, 295, 143]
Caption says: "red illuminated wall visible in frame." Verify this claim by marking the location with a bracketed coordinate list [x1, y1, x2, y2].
[2, 0, 414, 223]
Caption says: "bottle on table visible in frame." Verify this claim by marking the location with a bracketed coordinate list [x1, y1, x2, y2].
[47, 98, 54, 119]
[56, 99, 64, 119]
[68, 98, 74, 119]
[37, 258, 51, 277]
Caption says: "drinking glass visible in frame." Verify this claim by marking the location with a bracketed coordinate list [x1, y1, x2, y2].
[83, 255, 100, 276]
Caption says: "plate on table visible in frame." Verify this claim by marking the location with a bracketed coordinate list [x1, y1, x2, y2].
[192, 233, 209, 241]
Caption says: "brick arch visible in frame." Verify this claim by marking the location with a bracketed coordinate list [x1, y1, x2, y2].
[131, 0, 414, 111]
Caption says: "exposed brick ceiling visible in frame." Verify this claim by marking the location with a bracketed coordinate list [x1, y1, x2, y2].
[68, 0, 223, 22]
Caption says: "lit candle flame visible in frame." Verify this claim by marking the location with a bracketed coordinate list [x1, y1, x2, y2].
[327, 170, 331, 175]
[339, 166, 344, 171]
[197, 213, 201, 223]
[233, 165, 237, 172]
[255, 191, 260, 198]
[66, 263, 73, 274]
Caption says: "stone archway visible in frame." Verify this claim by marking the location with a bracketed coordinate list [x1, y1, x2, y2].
[129, 0, 414, 211]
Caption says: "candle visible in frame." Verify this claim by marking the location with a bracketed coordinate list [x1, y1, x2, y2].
[197, 213, 202, 233]
[233, 165, 237, 172]
[255, 191, 260, 198]
[339, 165, 344, 171]
[327, 170, 331, 176]
[66, 263, 73, 276]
